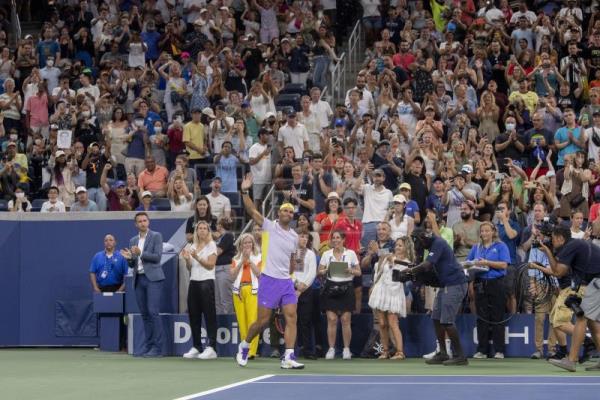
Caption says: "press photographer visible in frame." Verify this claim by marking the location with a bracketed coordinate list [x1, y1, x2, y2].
[396, 228, 468, 366]
[538, 225, 600, 372]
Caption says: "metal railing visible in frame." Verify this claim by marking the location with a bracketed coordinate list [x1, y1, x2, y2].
[235, 183, 276, 244]
[346, 20, 363, 77]
[9, 0, 21, 47]
[329, 52, 346, 105]
[329, 19, 363, 105]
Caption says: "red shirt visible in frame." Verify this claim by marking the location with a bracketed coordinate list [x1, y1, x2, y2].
[315, 212, 345, 243]
[167, 126, 185, 155]
[333, 216, 362, 254]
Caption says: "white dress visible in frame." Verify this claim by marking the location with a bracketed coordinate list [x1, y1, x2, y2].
[368, 257, 408, 316]
[389, 214, 412, 240]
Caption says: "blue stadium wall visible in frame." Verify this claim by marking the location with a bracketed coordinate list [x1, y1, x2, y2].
[0, 213, 189, 347]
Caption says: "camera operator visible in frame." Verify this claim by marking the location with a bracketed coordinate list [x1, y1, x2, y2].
[539, 225, 600, 371]
[400, 228, 469, 366]
[520, 203, 559, 359]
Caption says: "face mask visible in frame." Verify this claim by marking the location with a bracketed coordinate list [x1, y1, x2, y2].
[135, 119, 144, 127]
[16, 192, 25, 199]
[154, 126, 162, 133]
[82, 111, 90, 118]
[505, 123, 515, 131]
[9, 134, 17, 141]
[175, 116, 183, 123]
[47, 60, 54, 67]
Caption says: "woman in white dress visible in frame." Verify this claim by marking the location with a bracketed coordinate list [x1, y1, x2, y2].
[386, 194, 414, 240]
[106, 107, 130, 166]
[368, 236, 416, 360]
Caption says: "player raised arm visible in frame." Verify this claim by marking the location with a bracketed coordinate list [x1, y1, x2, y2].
[240, 173, 264, 226]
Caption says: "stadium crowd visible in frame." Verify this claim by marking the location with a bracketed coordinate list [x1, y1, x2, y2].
[3, 0, 600, 366]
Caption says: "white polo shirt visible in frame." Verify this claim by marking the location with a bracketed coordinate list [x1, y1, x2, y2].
[277, 122, 309, 159]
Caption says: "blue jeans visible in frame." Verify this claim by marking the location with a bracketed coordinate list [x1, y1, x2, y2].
[87, 187, 107, 211]
[361, 221, 379, 248]
[135, 274, 165, 353]
[312, 55, 330, 90]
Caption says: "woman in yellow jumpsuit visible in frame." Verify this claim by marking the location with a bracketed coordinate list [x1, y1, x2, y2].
[230, 233, 262, 358]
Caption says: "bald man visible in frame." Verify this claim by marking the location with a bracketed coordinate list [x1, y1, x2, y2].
[89, 235, 130, 293]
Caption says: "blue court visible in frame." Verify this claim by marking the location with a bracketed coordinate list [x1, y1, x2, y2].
[176, 374, 600, 400]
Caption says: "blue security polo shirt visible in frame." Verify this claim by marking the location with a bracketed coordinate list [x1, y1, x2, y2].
[426, 236, 467, 286]
[497, 219, 521, 264]
[466, 241, 511, 280]
[89, 251, 129, 288]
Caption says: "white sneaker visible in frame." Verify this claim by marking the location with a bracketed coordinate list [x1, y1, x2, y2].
[494, 352, 505, 359]
[198, 346, 217, 359]
[236, 343, 249, 367]
[281, 355, 305, 369]
[342, 348, 352, 360]
[445, 339, 453, 359]
[325, 347, 336, 360]
[423, 341, 441, 359]
[473, 352, 487, 359]
[183, 347, 200, 359]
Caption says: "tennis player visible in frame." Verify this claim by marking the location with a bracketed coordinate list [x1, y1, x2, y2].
[235, 174, 304, 369]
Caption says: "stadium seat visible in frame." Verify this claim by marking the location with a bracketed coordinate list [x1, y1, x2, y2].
[223, 192, 241, 207]
[31, 199, 46, 212]
[280, 83, 307, 96]
[0, 199, 8, 211]
[275, 93, 301, 111]
[151, 198, 171, 211]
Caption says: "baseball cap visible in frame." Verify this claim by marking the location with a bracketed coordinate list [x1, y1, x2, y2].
[50, 124, 59, 130]
[334, 118, 345, 127]
[181, 51, 191, 59]
[399, 182, 412, 191]
[141, 190, 152, 198]
[212, 176, 222, 182]
[75, 186, 87, 194]
[447, 22, 457, 32]
[113, 180, 126, 188]
[373, 168, 385, 176]
[7, 141, 16, 148]
[393, 194, 407, 203]
[264, 111, 276, 119]
[241, 101, 250, 108]
[202, 107, 216, 119]
[55, 150, 66, 158]
[461, 164, 473, 174]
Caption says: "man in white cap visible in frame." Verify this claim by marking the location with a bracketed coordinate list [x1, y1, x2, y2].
[70, 186, 99, 212]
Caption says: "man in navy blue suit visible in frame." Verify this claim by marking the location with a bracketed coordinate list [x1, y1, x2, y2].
[121, 212, 164, 357]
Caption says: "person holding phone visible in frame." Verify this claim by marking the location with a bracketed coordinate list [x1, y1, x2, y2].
[248, 128, 272, 208]
[369, 237, 416, 360]
[318, 230, 361, 360]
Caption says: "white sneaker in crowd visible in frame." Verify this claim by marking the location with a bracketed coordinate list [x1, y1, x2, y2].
[472, 352, 487, 359]
[494, 352, 505, 359]
[183, 347, 200, 359]
[198, 346, 217, 359]
[342, 348, 352, 360]
[325, 347, 336, 360]
[423, 341, 440, 359]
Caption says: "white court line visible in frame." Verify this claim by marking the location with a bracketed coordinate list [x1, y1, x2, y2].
[251, 381, 600, 386]
[173, 374, 274, 400]
[276, 373, 600, 378]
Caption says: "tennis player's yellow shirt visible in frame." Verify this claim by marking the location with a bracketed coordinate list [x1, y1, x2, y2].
[183, 121, 206, 160]
[508, 91, 539, 115]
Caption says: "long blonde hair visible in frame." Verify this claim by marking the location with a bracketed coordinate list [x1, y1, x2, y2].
[193, 220, 213, 248]
[395, 236, 416, 264]
[233, 233, 260, 262]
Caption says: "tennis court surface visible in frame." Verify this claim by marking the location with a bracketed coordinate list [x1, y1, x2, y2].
[177, 374, 600, 400]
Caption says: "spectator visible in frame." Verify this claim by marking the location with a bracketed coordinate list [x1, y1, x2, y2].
[277, 110, 309, 160]
[214, 217, 236, 315]
[137, 156, 169, 197]
[358, 168, 394, 246]
[230, 233, 263, 359]
[207, 177, 231, 220]
[369, 236, 415, 360]
[101, 164, 133, 211]
[7, 186, 31, 212]
[41, 186, 66, 213]
[318, 230, 361, 360]
[136, 190, 157, 212]
[214, 141, 240, 194]
[70, 186, 99, 211]
[167, 175, 193, 212]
